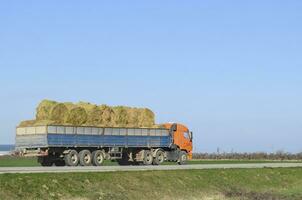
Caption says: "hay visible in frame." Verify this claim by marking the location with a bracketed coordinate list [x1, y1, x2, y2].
[127, 108, 140, 127]
[65, 107, 88, 125]
[18, 120, 56, 127]
[78, 102, 97, 112]
[99, 105, 115, 126]
[36, 100, 57, 120]
[138, 108, 155, 127]
[64, 102, 77, 110]
[50, 103, 68, 123]
[19, 120, 37, 127]
[153, 124, 165, 128]
[85, 106, 103, 126]
[20, 100, 157, 128]
[113, 106, 129, 127]
[33, 120, 56, 126]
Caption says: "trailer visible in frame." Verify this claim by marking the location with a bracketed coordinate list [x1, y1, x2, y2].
[15, 123, 193, 166]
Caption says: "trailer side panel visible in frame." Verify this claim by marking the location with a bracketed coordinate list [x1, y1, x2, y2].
[46, 134, 171, 148]
[16, 135, 48, 149]
[16, 126, 172, 149]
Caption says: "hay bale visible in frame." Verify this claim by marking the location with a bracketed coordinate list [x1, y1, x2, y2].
[19, 120, 37, 127]
[99, 105, 115, 126]
[64, 102, 77, 110]
[77, 102, 97, 112]
[50, 103, 68, 123]
[138, 108, 155, 127]
[127, 108, 140, 127]
[77, 102, 101, 126]
[18, 119, 56, 127]
[34, 120, 56, 126]
[85, 106, 103, 126]
[152, 124, 165, 128]
[27, 100, 157, 128]
[36, 100, 57, 120]
[65, 107, 88, 125]
[113, 106, 129, 127]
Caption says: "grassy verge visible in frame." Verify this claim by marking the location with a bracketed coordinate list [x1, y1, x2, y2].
[0, 156, 38, 167]
[0, 156, 301, 167]
[0, 168, 302, 200]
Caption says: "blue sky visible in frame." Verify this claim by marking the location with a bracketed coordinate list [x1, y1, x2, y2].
[0, 1, 301, 152]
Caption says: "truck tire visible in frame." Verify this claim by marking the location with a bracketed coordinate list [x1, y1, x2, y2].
[178, 151, 188, 165]
[153, 150, 165, 165]
[79, 150, 92, 166]
[143, 150, 153, 165]
[54, 160, 66, 167]
[41, 161, 53, 167]
[38, 157, 53, 167]
[64, 150, 79, 166]
[92, 150, 104, 166]
[117, 152, 131, 166]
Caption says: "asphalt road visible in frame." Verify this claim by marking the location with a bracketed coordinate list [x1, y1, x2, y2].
[1, 163, 302, 174]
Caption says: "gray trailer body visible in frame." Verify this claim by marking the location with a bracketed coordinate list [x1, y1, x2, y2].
[16, 125, 172, 150]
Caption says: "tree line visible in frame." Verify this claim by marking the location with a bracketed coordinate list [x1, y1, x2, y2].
[193, 151, 302, 160]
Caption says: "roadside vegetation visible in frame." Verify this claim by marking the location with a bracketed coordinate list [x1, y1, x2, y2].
[1, 168, 302, 200]
[194, 151, 302, 160]
[0, 155, 301, 167]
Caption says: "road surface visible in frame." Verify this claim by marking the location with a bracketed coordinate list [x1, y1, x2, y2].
[1, 163, 302, 174]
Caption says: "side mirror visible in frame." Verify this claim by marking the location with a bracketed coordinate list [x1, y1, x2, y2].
[169, 124, 178, 137]
[190, 132, 193, 141]
[171, 124, 177, 132]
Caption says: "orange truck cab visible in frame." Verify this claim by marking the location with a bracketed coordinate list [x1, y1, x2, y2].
[164, 123, 193, 160]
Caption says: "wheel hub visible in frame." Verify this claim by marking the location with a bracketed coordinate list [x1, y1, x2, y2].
[71, 155, 78, 163]
[97, 155, 103, 163]
[84, 154, 91, 163]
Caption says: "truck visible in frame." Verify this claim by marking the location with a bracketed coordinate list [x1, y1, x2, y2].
[15, 123, 193, 166]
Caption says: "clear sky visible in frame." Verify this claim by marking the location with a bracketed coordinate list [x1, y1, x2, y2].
[0, 1, 301, 153]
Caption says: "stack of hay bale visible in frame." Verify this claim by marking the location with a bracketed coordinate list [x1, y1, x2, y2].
[19, 100, 158, 128]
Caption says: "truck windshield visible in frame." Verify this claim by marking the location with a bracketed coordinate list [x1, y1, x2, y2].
[184, 131, 190, 140]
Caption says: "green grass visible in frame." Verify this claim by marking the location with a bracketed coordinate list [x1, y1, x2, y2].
[165, 159, 302, 165]
[0, 156, 39, 167]
[1, 168, 302, 200]
[0, 156, 301, 167]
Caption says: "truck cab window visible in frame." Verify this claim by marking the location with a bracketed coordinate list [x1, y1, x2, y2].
[184, 131, 190, 140]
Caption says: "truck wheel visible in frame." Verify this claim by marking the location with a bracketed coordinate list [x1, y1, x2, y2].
[131, 161, 140, 166]
[117, 159, 131, 166]
[153, 150, 165, 165]
[79, 150, 92, 166]
[117, 153, 131, 166]
[54, 160, 66, 167]
[178, 151, 188, 165]
[41, 161, 53, 167]
[64, 150, 79, 166]
[39, 157, 53, 167]
[143, 150, 153, 165]
[92, 150, 104, 166]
